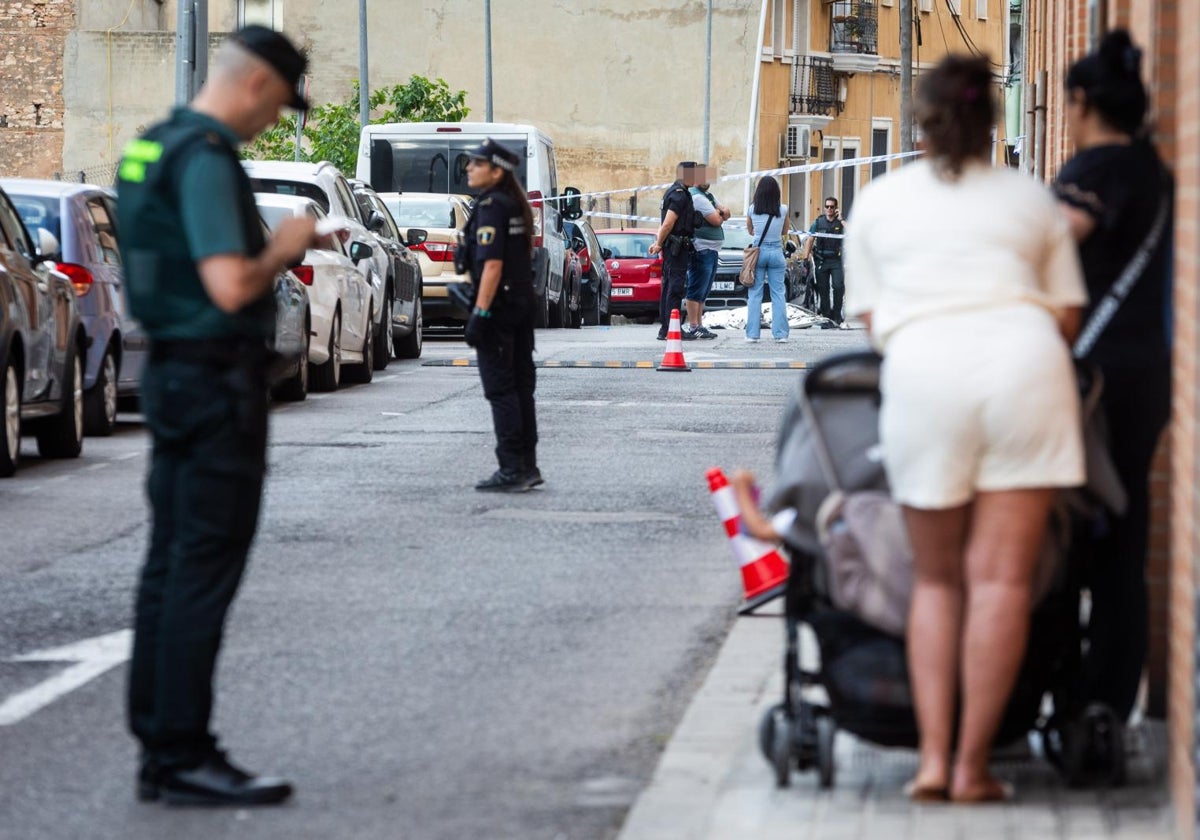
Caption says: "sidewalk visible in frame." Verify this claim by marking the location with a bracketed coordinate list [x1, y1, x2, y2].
[617, 609, 1174, 840]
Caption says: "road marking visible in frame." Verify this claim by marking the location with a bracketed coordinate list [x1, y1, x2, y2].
[380, 411, 407, 416]
[83, 462, 109, 472]
[116, 452, 141, 461]
[0, 630, 132, 726]
[422, 359, 808, 370]
[480, 509, 680, 524]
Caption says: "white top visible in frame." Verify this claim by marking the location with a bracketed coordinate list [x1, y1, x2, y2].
[748, 204, 788, 249]
[844, 160, 1086, 350]
[691, 191, 723, 252]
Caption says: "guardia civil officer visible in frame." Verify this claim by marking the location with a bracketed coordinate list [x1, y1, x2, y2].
[117, 27, 320, 806]
[461, 139, 542, 492]
[801, 196, 847, 327]
[649, 161, 700, 340]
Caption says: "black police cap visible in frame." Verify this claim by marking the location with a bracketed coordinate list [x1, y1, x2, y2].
[231, 25, 309, 111]
[467, 139, 521, 173]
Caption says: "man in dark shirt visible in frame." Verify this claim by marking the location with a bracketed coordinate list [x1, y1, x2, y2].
[649, 161, 699, 340]
[802, 196, 846, 326]
[118, 27, 318, 807]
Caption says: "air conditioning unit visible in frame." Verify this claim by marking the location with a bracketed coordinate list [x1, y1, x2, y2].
[785, 124, 811, 159]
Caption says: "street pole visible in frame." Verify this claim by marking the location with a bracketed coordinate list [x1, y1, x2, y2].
[358, 0, 370, 127]
[702, 0, 712, 162]
[193, 0, 208, 94]
[174, 0, 195, 105]
[900, 0, 913, 154]
[484, 0, 494, 122]
[744, 0, 769, 210]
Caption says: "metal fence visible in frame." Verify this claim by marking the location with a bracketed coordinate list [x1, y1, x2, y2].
[54, 162, 120, 187]
[791, 55, 840, 117]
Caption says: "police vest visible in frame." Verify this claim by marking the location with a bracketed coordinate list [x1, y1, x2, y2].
[812, 215, 845, 259]
[690, 187, 724, 242]
[661, 182, 698, 237]
[116, 113, 273, 341]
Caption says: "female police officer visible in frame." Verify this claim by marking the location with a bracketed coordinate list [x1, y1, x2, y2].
[461, 139, 542, 492]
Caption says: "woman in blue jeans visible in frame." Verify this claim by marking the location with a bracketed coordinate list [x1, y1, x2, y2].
[745, 176, 792, 342]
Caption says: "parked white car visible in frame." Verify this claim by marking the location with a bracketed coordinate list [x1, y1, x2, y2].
[243, 160, 393, 372]
[255, 194, 376, 391]
[378, 191, 470, 329]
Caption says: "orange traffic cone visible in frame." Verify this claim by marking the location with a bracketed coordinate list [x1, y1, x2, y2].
[657, 309, 690, 372]
[706, 467, 789, 614]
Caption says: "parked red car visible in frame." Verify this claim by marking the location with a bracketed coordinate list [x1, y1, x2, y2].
[593, 228, 661, 320]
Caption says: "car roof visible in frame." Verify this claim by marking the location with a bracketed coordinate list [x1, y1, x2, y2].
[242, 160, 341, 178]
[0, 178, 102, 198]
[378, 191, 469, 203]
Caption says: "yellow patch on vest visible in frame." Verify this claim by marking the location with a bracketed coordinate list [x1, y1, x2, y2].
[118, 138, 164, 183]
[477, 226, 496, 246]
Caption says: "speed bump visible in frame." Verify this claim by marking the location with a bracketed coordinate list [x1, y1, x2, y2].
[421, 359, 809, 370]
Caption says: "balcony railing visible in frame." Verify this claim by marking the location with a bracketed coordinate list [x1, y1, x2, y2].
[791, 55, 839, 116]
[829, 0, 878, 55]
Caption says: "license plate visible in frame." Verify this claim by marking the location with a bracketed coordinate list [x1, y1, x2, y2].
[613, 287, 634, 296]
[712, 281, 736, 292]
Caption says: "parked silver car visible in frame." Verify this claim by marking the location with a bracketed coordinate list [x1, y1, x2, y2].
[3, 178, 147, 435]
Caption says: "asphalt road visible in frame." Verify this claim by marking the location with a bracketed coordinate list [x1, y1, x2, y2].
[0, 322, 868, 840]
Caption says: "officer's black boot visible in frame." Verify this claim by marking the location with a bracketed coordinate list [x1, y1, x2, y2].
[475, 468, 533, 492]
[522, 456, 544, 488]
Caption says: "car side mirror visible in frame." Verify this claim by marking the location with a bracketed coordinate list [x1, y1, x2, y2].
[406, 228, 428, 247]
[367, 210, 387, 233]
[35, 227, 60, 262]
[349, 241, 374, 264]
[601, 247, 612, 260]
[561, 186, 582, 221]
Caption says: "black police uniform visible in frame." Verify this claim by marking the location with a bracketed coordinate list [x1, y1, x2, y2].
[658, 178, 697, 333]
[810, 213, 846, 323]
[464, 185, 539, 485]
[117, 106, 276, 775]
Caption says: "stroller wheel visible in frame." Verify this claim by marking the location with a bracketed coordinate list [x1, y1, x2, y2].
[762, 705, 793, 788]
[1083, 703, 1127, 787]
[816, 715, 837, 789]
[759, 703, 782, 765]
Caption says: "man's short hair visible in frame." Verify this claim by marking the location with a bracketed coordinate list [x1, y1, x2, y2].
[824, 196, 838, 206]
[677, 161, 699, 170]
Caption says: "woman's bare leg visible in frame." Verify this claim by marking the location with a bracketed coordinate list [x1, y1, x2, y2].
[952, 488, 1053, 799]
[903, 503, 971, 792]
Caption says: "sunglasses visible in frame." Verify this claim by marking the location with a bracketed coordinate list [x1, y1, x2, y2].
[825, 205, 837, 209]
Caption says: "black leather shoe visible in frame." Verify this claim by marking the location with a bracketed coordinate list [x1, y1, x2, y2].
[475, 469, 532, 492]
[523, 467, 545, 488]
[137, 757, 160, 802]
[158, 751, 293, 806]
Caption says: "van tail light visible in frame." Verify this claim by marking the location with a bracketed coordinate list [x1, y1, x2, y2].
[292, 265, 315, 285]
[55, 262, 94, 296]
[416, 242, 455, 262]
[528, 190, 544, 249]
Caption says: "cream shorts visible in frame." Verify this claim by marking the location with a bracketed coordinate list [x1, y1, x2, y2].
[879, 304, 1085, 510]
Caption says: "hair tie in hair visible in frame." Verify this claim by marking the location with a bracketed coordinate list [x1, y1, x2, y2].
[961, 85, 981, 103]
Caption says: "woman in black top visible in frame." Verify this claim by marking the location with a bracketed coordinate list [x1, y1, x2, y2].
[1054, 30, 1172, 728]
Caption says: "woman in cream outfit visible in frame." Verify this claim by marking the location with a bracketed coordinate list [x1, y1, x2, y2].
[845, 56, 1087, 802]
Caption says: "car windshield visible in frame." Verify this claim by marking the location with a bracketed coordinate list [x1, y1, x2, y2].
[368, 138, 528, 198]
[595, 232, 655, 259]
[250, 179, 330, 213]
[383, 196, 457, 229]
[9, 194, 61, 243]
[256, 204, 293, 231]
[721, 221, 756, 250]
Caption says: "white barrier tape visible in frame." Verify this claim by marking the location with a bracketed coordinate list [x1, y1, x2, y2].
[584, 211, 660, 224]
[538, 149, 924, 205]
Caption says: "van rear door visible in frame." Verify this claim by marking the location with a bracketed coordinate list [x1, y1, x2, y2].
[368, 135, 529, 197]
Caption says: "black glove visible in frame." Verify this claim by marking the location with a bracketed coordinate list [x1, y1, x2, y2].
[464, 311, 488, 348]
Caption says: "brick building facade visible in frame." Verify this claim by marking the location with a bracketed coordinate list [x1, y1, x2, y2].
[0, 0, 73, 177]
[1024, 0, 1197, 834]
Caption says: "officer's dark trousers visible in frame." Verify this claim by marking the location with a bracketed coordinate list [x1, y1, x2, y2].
[1081, 360, 1170, 720]
[128, 353, 268, 768]
[814, 258, 844, 323]
[476, 315, 538, 472]
[659, 248, 689, 326]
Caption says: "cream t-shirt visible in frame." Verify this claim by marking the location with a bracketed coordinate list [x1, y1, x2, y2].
[844, 159, 1087, 350]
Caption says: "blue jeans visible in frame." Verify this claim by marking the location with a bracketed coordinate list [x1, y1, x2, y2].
[746, 247, 788, 339]
[685, 247, 719, 303]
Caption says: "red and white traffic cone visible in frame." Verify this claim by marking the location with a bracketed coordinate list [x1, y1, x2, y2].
[706, 467, 789, 614]
[657, 309, 690, 372]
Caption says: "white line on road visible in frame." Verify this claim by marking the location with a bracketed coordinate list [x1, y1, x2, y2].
[0, 629, 132, 726]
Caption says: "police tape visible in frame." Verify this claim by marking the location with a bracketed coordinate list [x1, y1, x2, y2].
[582, 209, 847, 240]
[537, 149, 924, 205]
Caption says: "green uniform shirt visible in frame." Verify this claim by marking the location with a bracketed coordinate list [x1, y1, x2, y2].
[117, 107, 273, 341]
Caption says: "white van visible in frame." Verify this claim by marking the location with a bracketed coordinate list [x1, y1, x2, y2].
[357, 122, 582, 328]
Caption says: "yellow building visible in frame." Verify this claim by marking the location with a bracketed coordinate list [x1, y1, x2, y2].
[753, 0, 1011, 229]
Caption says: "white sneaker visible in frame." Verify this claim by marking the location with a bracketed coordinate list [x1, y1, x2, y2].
[745, 337, 760, 343]
[774, 336, 789, 343]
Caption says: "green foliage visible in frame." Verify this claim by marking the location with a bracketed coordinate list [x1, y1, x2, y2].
[243, 75, 470, 174]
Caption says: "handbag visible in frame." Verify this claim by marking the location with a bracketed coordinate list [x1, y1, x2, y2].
[739, 213, 774, 287]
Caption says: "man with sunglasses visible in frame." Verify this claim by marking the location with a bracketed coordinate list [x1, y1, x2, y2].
[802, 196, 846, 327]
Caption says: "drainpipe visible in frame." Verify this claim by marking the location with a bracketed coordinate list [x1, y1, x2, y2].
[1033, 70, 1047, 181]
[745, 0, 770, 211]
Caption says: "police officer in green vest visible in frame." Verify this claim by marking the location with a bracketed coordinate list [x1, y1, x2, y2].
[117, 27, 319, 807]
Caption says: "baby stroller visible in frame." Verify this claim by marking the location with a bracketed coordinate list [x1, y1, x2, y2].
[756, 350, 1129, 789]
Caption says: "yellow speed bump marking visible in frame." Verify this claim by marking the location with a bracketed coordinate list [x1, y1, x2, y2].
[422, 359, 810, 370]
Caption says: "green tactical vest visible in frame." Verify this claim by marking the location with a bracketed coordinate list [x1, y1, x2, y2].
[116, 109, 273, 341]
[690, 187, 724, 242]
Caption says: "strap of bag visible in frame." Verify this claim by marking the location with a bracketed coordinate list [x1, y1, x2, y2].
[1072, 191, 1169, 359]
[753, 213, 774, 249]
